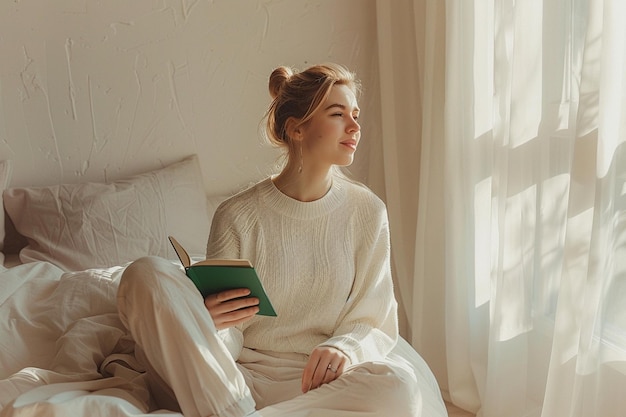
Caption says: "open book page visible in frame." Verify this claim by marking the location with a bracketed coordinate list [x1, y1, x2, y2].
[169, 236, 252, 268]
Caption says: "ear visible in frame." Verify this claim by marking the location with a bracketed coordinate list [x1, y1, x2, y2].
[285, 117, 304, 142]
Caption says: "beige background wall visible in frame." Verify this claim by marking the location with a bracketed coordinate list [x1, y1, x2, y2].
[0, 0, 382, 196]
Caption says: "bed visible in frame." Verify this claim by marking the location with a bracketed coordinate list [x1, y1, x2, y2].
[0, 156, 447, 417]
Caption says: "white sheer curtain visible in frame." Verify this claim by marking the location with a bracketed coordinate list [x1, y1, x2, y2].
[376, 0, 626, 416]
[375, 0, 449, 391]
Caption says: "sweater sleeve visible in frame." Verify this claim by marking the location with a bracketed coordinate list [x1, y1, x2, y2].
[320, 201, 399, 365]
[206, 201, 241, 260]
[205, 201, 245, 360]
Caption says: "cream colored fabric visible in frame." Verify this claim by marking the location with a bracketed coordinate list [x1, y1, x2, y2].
[375, 0, 448, 395]
[118, 257, 256, 417]
[206, 177, 397, 365]
[113, 174, 445, 416]
[0, 259, 446, 416]
[0, 263, 152, 414]
[117, 256, 441, 417]
[377, 0, 626, 416]
[3, 155, 210, 271]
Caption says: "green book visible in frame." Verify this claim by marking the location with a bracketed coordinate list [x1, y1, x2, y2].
[168, 236, 277, 317]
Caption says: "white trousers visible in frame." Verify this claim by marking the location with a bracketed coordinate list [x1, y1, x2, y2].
[117, 256, 423, 417]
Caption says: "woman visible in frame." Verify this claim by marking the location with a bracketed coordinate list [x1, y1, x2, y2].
[117, 63, 421, 417]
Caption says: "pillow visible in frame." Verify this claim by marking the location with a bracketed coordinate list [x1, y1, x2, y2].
[3, 155, 210, 271]
[0, 160, 13, 265]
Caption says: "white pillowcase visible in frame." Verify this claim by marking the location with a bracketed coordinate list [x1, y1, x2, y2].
[3, 155, 211, 271]
[0, 160, 13, 265]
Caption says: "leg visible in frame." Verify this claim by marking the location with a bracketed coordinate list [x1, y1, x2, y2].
[117, 256, 255, 417]
[258, 360, 437, 417]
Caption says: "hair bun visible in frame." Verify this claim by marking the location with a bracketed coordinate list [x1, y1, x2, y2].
[268, 66, 294, 99]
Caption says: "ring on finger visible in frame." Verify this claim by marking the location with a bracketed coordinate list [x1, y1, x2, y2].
[327, 364, 337, 373]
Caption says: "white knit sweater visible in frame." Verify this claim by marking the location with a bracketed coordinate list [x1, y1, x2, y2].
[206, 176, 398, 365]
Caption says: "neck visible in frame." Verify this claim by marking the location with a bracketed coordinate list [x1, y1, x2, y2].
[272, 163, 334, 202]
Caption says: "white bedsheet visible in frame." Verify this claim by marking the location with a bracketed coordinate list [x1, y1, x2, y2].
[0, 261, 447, 417]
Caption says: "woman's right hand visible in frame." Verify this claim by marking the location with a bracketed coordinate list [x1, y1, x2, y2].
[204, 288, 259, 330]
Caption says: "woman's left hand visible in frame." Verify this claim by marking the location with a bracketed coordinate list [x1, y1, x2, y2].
[301, 346, 349, 393]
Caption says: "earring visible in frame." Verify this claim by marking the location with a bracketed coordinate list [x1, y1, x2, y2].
[298, 143, 303, 173]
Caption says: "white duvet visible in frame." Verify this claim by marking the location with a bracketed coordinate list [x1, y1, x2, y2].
[0, 262, 446, 417]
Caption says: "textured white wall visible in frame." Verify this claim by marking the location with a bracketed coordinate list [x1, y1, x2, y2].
[0, 0, 381, 195]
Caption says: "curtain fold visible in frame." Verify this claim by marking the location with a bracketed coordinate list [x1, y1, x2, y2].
[376, 0, 626, 416]
[375, 0, 449, 396]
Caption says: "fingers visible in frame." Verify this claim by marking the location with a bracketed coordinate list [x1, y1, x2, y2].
[204, 288, 260, 330]
[301, 346, 349, 393]
[213, 288, 254, 303]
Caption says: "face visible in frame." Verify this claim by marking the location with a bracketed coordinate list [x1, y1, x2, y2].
[298, 84, 361, 170]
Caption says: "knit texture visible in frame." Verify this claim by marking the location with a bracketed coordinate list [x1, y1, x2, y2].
[206, 177, 398, 365]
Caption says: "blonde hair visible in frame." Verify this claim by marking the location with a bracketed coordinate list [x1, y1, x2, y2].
[264, 63, 361, 155]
